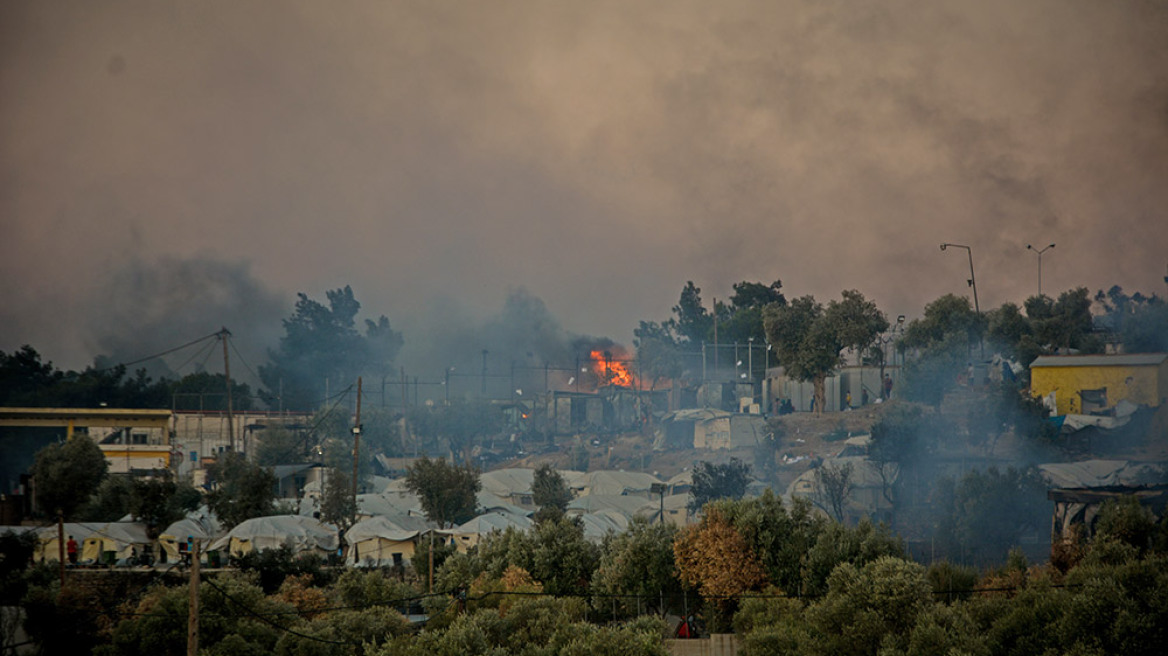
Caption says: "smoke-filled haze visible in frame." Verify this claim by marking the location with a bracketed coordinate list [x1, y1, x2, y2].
[3, 0, 1166, 379]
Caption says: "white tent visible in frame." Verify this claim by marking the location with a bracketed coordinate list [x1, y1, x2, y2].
[210, 515, 338, 558]
[33, 522, 103, 563]
[80, 522, 150, 564]
[577, 512, 626, 543]
[345, 514, 432, 567]
[443, 511, 533, 552]
[567, 494, 653, 519]
[159, 514, 223, 562]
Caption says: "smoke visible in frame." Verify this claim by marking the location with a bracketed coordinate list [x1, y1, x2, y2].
[81, 257, 286, 383]
[2, 1, 1167, 368]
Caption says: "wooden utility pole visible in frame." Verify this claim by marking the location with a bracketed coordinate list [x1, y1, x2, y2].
[187, 539, 200, 656]
[352, 377, 362, 524]
[219, 328, 235, 451]
[57, 512, 65, 589]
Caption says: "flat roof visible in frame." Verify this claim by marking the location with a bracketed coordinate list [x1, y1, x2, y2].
[1030, 353, 1168, 369]
[0, 407, 172, 429]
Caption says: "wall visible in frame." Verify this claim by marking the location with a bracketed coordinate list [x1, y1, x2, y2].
[1031, 363, 1165, 415]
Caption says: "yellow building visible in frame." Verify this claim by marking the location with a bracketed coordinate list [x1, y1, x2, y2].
[1030, 353, 1168, 416]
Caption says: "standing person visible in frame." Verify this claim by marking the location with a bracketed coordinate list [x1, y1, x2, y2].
[845, 391, 852, 410]
[862, 388, 869, 406]
[883, 374, 893, 400]
[66, 535, 78, 564]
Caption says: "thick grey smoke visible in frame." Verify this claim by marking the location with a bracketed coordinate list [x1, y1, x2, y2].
[82, 257, 286, 383]
[2, 0, 1166, 369]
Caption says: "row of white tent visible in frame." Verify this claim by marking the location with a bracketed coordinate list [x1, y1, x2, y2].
[12, 467, 745, 567]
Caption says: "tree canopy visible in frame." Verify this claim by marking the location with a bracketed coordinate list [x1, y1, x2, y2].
[31, 435, 108, 519]
[204, 451, 277, 528]
[259, 286, 403, 411]
[689, 458, 752, 513]
[764, 290, 888, 412]
[404, 456, 481, 528]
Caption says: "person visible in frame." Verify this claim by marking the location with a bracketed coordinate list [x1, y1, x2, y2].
[883, 374, 893, 400]
[861, 388, 869, 406]
[66, 536, 78, 564]
[845, 391, 852, 409]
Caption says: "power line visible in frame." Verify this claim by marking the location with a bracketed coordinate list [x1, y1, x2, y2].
[91, 331, 222, 373]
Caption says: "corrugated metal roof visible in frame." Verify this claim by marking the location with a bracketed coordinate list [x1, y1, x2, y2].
[1030, 353, 1167, 368]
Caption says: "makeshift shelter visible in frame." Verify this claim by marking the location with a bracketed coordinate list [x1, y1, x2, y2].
[479, 468, 536, 509]
[345, 514, 432, 567]
[33, 522, 103, 563]
[1038, 460, 1166, 489]
[209, 515, 338, 558]
[577, 470, 663, 499]
[577, 512, 627, 543]
[80, 522, 150, 565]
[159, 514, 223, 563]
[443, 512, 533, 552]
[567, 494, 653, 520]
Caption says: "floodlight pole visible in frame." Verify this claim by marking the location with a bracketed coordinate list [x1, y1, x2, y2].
[1026, 243, 1055, 297]
[940, 243, 983, 360]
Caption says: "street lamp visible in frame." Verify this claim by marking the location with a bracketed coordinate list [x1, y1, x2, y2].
[1026, 243, 1055, 297]
[940, 243, 983, 359]
[939, 243, 980, 315]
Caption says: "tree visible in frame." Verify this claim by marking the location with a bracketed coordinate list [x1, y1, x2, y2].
[669, 281, 714, 346]
[404, 456, 480, 528]
[126, 472, 201, 540]
[689, 458, 751, 513]
[901, 294, 983, 351]
[593, 518, 680, 617]
[674, 508, 768, 630]
[1025, 287, 1102, 354]
[253, 426, 309, 466]
[32, 436, 108, 519]
[259, 286, 403, 411]
[1095, 285, 1168, 353]
[168, 371, 252, 412]
[532, 463, 572, 522]
[814, 461, 855, 523]
[320, 467, 357, 531]
[867, 405, 933, 524]
[764, 291, 888, 414]
[205, 451, 277, 528]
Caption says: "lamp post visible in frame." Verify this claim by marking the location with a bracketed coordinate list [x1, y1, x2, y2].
[940, 243, 983, 359]
[1026, 243, 1055, 297]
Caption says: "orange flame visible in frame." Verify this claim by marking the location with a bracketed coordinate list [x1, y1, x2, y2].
[590, 349, 638, 388]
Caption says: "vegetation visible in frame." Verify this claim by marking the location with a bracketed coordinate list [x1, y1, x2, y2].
[688, 458, 751, 513]
[31, 435, 108, 519]
[404, 456, 481, 528]
[763, 290, 888, 413]
[205, 451, 278, 528]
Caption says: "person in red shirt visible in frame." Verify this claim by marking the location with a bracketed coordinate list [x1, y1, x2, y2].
[66, 536, 78, 564]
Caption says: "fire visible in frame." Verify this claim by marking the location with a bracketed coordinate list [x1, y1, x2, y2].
[590, 349, 638, 388]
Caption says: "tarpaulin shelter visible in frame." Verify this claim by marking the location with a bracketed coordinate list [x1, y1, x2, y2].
[80, 522, 150, 564]
[209, 515, 338, 558]
[345, 513, 433, 566]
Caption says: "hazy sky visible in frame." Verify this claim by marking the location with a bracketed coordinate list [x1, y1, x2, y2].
[3, 0, 1167, 376]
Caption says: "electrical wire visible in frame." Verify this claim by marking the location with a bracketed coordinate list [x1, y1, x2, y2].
[89, 331, 222, 373]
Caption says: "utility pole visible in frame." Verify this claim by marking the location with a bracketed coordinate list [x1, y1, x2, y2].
[57, 511, 65, 589]
[187, 539, 200, 656]
[481, 350, 489, 396]
[219, 328, 235, 451]
[352, 377, 362, 525]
